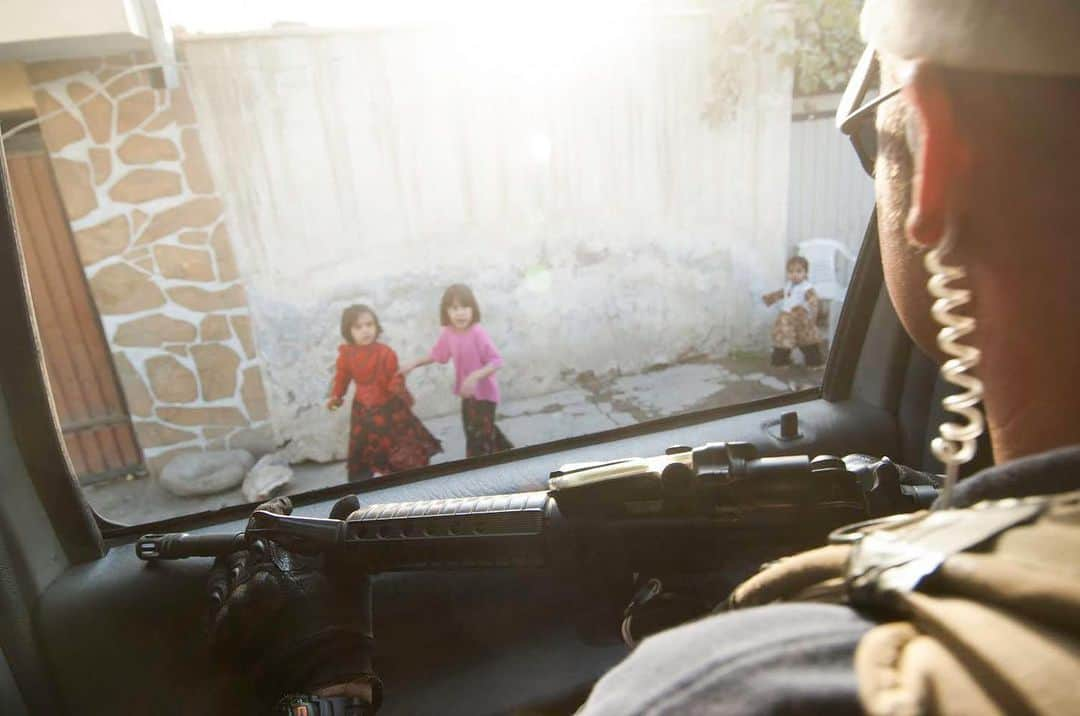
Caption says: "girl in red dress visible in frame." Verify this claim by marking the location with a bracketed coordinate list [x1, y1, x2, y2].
[326, 304, 441, 482]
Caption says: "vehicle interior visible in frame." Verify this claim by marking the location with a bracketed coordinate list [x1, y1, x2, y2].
[0, 180, 994, 715]
[0, 3, 999, 715]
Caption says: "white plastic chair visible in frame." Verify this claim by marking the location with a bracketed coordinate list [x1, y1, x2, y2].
[797, 238, 856, 339]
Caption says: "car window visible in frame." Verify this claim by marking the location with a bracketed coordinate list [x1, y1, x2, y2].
[0, 0, 871, 525]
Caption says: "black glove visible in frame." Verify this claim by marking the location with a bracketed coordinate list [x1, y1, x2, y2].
[207, 495, 380, 709]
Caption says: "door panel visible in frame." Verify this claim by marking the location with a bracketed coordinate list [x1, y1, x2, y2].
[0, 646, 29, 716]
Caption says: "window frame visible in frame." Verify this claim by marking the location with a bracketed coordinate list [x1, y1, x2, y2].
[97, 214, 882, 538]
[0, 143, 103, 564]
[1, 122, 884, 547]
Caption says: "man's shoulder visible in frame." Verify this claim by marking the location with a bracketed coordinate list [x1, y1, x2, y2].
[580, 603, 873, 716]
[952, 443, 1080, 507]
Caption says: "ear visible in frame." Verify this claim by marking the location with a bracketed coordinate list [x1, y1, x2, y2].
[903, 62, 972, 247]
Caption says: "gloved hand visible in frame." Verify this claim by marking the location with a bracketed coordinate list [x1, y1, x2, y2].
[207, 495, 379, 709]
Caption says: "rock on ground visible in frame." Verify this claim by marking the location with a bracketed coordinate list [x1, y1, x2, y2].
[242, 452, 293, 503]
[160, 449, 255, 497]
[278, 405, 350, 463]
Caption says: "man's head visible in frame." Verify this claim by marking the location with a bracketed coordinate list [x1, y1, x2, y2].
[873, 56, 1080, 357]
[856, 0, 1080, 460]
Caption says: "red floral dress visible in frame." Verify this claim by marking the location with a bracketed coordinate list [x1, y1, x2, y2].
[330, 342, 441, 481]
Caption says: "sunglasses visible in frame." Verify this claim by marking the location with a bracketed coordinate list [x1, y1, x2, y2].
[836, 46, 903, 177]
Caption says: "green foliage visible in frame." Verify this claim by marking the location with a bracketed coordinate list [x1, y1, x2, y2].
[702, 0, 796, 125]
[791, 0, 863, 96]
[702, 0, 862, 125]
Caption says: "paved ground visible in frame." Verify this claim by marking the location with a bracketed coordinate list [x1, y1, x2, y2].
[86, 353, 821, 524]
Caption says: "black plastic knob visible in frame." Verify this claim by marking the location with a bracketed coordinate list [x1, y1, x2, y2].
[780, 411, 800, 440]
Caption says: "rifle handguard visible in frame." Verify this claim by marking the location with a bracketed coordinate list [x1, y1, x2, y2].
[339, 491, 552, 571]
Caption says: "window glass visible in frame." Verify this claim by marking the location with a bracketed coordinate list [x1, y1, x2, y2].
[1, 0, 871, 524]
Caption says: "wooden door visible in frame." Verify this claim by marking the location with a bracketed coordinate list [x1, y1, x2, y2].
[5, 134, 143, 485]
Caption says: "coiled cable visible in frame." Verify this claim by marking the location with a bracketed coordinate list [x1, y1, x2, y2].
[923, 233, 985, 509]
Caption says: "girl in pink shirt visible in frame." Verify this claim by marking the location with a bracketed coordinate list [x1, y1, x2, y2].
[401, 284, 513, 457]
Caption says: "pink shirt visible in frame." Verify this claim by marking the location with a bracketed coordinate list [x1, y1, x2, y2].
[429, 323, 503, 403]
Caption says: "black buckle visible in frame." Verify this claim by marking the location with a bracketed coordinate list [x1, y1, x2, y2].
[845, 497, 1046, 606]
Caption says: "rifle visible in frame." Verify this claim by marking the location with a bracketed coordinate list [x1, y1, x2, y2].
[137, 442, 937, 574]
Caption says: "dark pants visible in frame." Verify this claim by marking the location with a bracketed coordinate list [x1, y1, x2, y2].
[347, 396, 442, 482]
[771, 344, 824, 367]
[461, 398, 513, 457]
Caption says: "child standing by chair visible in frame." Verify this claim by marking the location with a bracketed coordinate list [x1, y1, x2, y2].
[401, 284, 513, 457]
[327, 304, 442, 481]
[762, 255, 824, 367]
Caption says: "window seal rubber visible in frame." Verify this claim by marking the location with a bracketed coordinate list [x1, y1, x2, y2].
[822, 210, 882, 403]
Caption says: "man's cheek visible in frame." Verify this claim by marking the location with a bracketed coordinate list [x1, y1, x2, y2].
[880, 235, 944, 363]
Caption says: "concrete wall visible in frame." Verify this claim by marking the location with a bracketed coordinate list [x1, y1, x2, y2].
[182, 8, 797, 461]
[21, 53, 273, 475]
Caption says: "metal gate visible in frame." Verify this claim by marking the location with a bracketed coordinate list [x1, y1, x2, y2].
[6, 135, 143, 485]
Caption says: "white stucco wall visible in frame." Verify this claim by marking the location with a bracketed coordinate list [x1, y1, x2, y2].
[183, 7, 796, 460]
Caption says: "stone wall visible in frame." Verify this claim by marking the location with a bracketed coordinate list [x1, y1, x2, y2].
[26, 54, 273, 476]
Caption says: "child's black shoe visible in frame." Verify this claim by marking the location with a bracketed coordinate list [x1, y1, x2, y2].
[800, 343, 824, 367]
[770, 347, 792, 367]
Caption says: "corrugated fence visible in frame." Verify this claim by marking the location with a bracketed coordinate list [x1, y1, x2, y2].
[786, 115, 875, 254]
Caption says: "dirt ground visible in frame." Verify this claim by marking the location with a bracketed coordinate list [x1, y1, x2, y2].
[86, 352, 822, 525]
